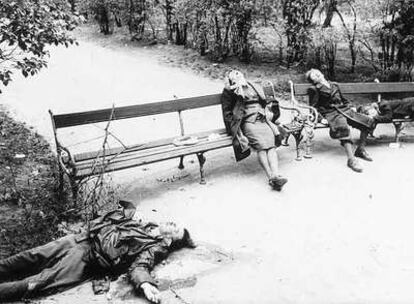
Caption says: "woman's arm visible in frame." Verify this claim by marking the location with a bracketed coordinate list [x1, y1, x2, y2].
[307, 87, 320, 107]
[336, 85, 351, 105]
[268, 101, 281, 123]
[221, 88, 236, 134]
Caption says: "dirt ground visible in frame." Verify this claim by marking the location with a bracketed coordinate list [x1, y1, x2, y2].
[1, 26, 414, 304]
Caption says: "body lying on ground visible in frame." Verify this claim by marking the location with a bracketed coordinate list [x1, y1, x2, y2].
[0, 201, 195, 303]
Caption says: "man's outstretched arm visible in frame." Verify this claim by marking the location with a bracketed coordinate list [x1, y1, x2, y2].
[374, 103, 393, 123]
[128, 245, 169, 303]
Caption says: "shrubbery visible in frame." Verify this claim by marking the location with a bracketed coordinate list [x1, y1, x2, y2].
[0, 109, 75, 257]
[77, 0, 414, 80]
[0, 0, 80, 92]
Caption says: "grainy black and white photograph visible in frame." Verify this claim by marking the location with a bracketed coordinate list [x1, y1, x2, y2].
[1, 0, 414, 303]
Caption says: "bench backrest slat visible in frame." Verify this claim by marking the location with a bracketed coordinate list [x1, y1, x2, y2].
[293, 82, 414, 96]
[52, 93, 222, 128]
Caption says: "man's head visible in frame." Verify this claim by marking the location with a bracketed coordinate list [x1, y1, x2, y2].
[158, 221, 196, 249]
[357, 103, 379, 118]
[305, 69, 326, 85]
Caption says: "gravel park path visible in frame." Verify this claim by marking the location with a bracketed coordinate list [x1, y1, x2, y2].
[1, 27, 414, 304]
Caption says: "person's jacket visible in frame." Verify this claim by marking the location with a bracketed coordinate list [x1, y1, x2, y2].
[308, 82, 351, 115]
[87, 204, 171, 290]
[220, 82, 280, 161]
[375, 97, 414, 123]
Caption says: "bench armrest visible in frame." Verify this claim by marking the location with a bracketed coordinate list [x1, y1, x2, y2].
[290, 96, 319, 125]
[262, 79, 315, 121]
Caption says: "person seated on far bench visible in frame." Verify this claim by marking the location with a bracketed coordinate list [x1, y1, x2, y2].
[0, 201, 195, 303]
[305, 69, 376, 173]
[221, 70, 288, 191]
[358, 97, 414, 123]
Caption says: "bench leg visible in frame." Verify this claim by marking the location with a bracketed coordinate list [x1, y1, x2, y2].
[178, 156, 185, 170]
[393, 122, 404, 143]
[70, 177, 79, 201]
[303, 126, 314, 159]
[58, 165, 65, 196]
[293, 132, 304, 161]
[196, 153, 206, 185]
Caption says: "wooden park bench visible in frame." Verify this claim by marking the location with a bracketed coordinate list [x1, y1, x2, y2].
[49, 81, 307, 194]
[288, 80, 414, 153]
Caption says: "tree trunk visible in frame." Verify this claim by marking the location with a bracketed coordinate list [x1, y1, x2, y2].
[350, 42, 356, 73]
[322, 0, 337, 28]
[165, 0, 174, 42]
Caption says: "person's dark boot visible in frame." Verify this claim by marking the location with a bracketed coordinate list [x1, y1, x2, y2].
[269, 176, 288, 191]
[354, 147, 373, 161]
[347, 158, 363, 173]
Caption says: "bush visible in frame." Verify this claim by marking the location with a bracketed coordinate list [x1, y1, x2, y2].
[0, 109, 75, 258]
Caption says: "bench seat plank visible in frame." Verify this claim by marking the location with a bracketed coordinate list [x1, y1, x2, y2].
[74, 132, 231, 170]
[72, 128, 228, 162]
[74, 136, 233, 179]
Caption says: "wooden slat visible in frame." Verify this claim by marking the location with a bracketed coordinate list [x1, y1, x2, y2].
[293, 82, 414, 96]
[74, 117, 302, 176]
[53, 94, 222, 128]
[75, 137, 233, 178]
[75, 134, 232, 171]
[72, 128, 228, 162]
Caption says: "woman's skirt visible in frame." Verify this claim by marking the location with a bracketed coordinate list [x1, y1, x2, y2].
[324, 106, 375, 140]
[241, 116, 281, 151]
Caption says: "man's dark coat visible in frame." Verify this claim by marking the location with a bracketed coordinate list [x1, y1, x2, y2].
[375, 97, 414, 123]
[0, 204, 172, 301]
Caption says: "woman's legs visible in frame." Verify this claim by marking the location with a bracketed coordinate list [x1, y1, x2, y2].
[342, 140, 354, 159]
[257, 148, 287, 190]
[341, 140, 363, 172]
[267, 148, 279, 177]
[355, 129, 373, 161]
[257, 150, 272, 178]
[257, 148, 281, 178]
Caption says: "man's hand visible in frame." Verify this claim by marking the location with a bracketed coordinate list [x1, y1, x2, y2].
[141, 282, 161, 303]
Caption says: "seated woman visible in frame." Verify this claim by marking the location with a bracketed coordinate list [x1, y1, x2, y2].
[221, 70, 287, 191]
[305, 69, 376, 173]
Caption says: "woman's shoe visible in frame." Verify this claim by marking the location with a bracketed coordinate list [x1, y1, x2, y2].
[347, 158, 363, 173]
[354, 147, 373, 161]
[269, 176, 288, 191]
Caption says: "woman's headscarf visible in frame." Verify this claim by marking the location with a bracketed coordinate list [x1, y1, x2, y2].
[226, 70, 248, 97]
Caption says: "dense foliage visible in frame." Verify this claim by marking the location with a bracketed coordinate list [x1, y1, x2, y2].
[1, 0, 413, 87]
[77, 0, 414, 79]
[0, 109, 74, 258]
[0, 0, 79, 92]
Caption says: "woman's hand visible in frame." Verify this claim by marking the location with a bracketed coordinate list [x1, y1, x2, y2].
[265, 107, 274, 121]
[141, 282, 161, 303]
